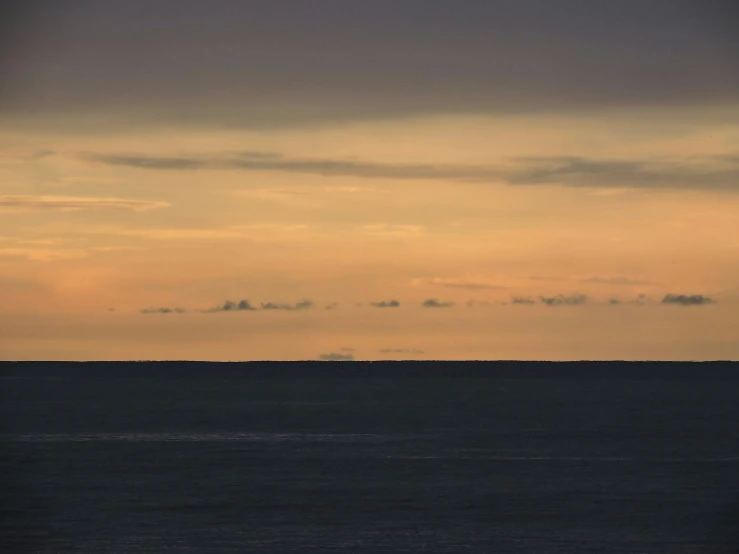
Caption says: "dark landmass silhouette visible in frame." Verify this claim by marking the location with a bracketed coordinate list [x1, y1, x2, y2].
[0, 361, 736, 380]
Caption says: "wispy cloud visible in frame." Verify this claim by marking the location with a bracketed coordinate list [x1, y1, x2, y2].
[661, 294, 715, 306]
[511, 296, 536, 305]
[610, 294, 650, 306]
[319, 352, 354, 361]
[379, 348, 425, 354]
[141, 307, 186, 314]
[68, 224, 308, 242]
[466, 300, 498, 307]
[370, 300, 400, 308]
[82, 152, 739, 191]
[361, 224, 424, 238]
[205, 300, 257, 312]
[118, 228, 248, 240]
[414, 277, 507, 290]
[539, 294, 588, 306]
[0, 247, 89, 261]
[261, 300, 314, 311]
[0, 195, 169, 212]
[422, 298, 454, 308]
[580, 276, 654, 286]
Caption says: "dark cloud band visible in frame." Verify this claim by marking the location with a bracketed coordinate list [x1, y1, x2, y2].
[82, 152, 739, 192]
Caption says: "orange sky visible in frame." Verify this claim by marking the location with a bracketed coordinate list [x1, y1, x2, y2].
[1, 2, 738, 360]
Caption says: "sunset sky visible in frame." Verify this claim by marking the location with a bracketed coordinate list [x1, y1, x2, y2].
[1, 0, 738, 360]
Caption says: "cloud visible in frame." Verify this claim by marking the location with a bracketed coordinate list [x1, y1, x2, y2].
[634, 294, 649, 305]
[379, 348, 425, 354]
[117, 228, 249, 240]
[422, 298, 454, 308]
[418, 277, 507, 290]
[0, 275, 48, 293]
[0, 195, 169, 212]
[506, 155, 739, 191]
[70, 224, 307, 242]
[5, 2, 737, 124]
[82, 152, 739, 191]
[661, 293, 715, 306]
[579, 276, 654, 286]
[206, 300, 257, 312]
[361, 224, 424, 238]
[611, 294, 651, 306]
[319, 352, 354, 361]
[0, 247, 89, 261]
[141, 307, 186, 314]
[261, 300, 314, 311]
[324, 302, 339, 310]
[539, 294, 588, 306]
[511, 296, 536, 305]
[370, 300, 400, 308]
[529, 276, 566, 282]
[466, 300, 496, 307]
[324, 185, 376, 193]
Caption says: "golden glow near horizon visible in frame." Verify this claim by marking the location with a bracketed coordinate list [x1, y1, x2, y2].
[1, 3, 738, 360]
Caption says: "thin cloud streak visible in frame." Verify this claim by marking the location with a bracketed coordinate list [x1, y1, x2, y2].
[81, 152, 739, 191]
[141, 307, 186, 314]
[261, 300, 314, 311]
[419, 277, 507, 290]
[0, 195, 169, 212]
[580, 276, 654, 286]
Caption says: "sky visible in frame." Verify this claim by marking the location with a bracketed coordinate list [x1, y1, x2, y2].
[1, 0, 738, 361]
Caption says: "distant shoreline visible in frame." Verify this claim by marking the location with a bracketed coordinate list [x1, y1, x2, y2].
[0, 360, 737, 380]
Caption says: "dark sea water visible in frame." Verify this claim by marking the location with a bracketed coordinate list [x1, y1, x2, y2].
[2, 363, 739, 553]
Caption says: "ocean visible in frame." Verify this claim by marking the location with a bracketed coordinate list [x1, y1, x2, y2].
[1, 362, 738, 553]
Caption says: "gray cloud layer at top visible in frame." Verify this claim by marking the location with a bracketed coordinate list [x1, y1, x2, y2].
[82, 152, 739, 191]
[3, 1, 737, 125]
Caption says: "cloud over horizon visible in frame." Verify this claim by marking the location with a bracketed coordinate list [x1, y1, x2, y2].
[370, 300, 400, 308]
[422, 298, 455, 308]
[81, 152, 739, 192]
[319, 352, 355, 361]
[140, 307, 186, 314]
[661, 294, 715, 306]
[206, 300, 257, 312]
[540, 294, 588, 307]
[379, 348, 425, 354]
[261, 300, 314, 311]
